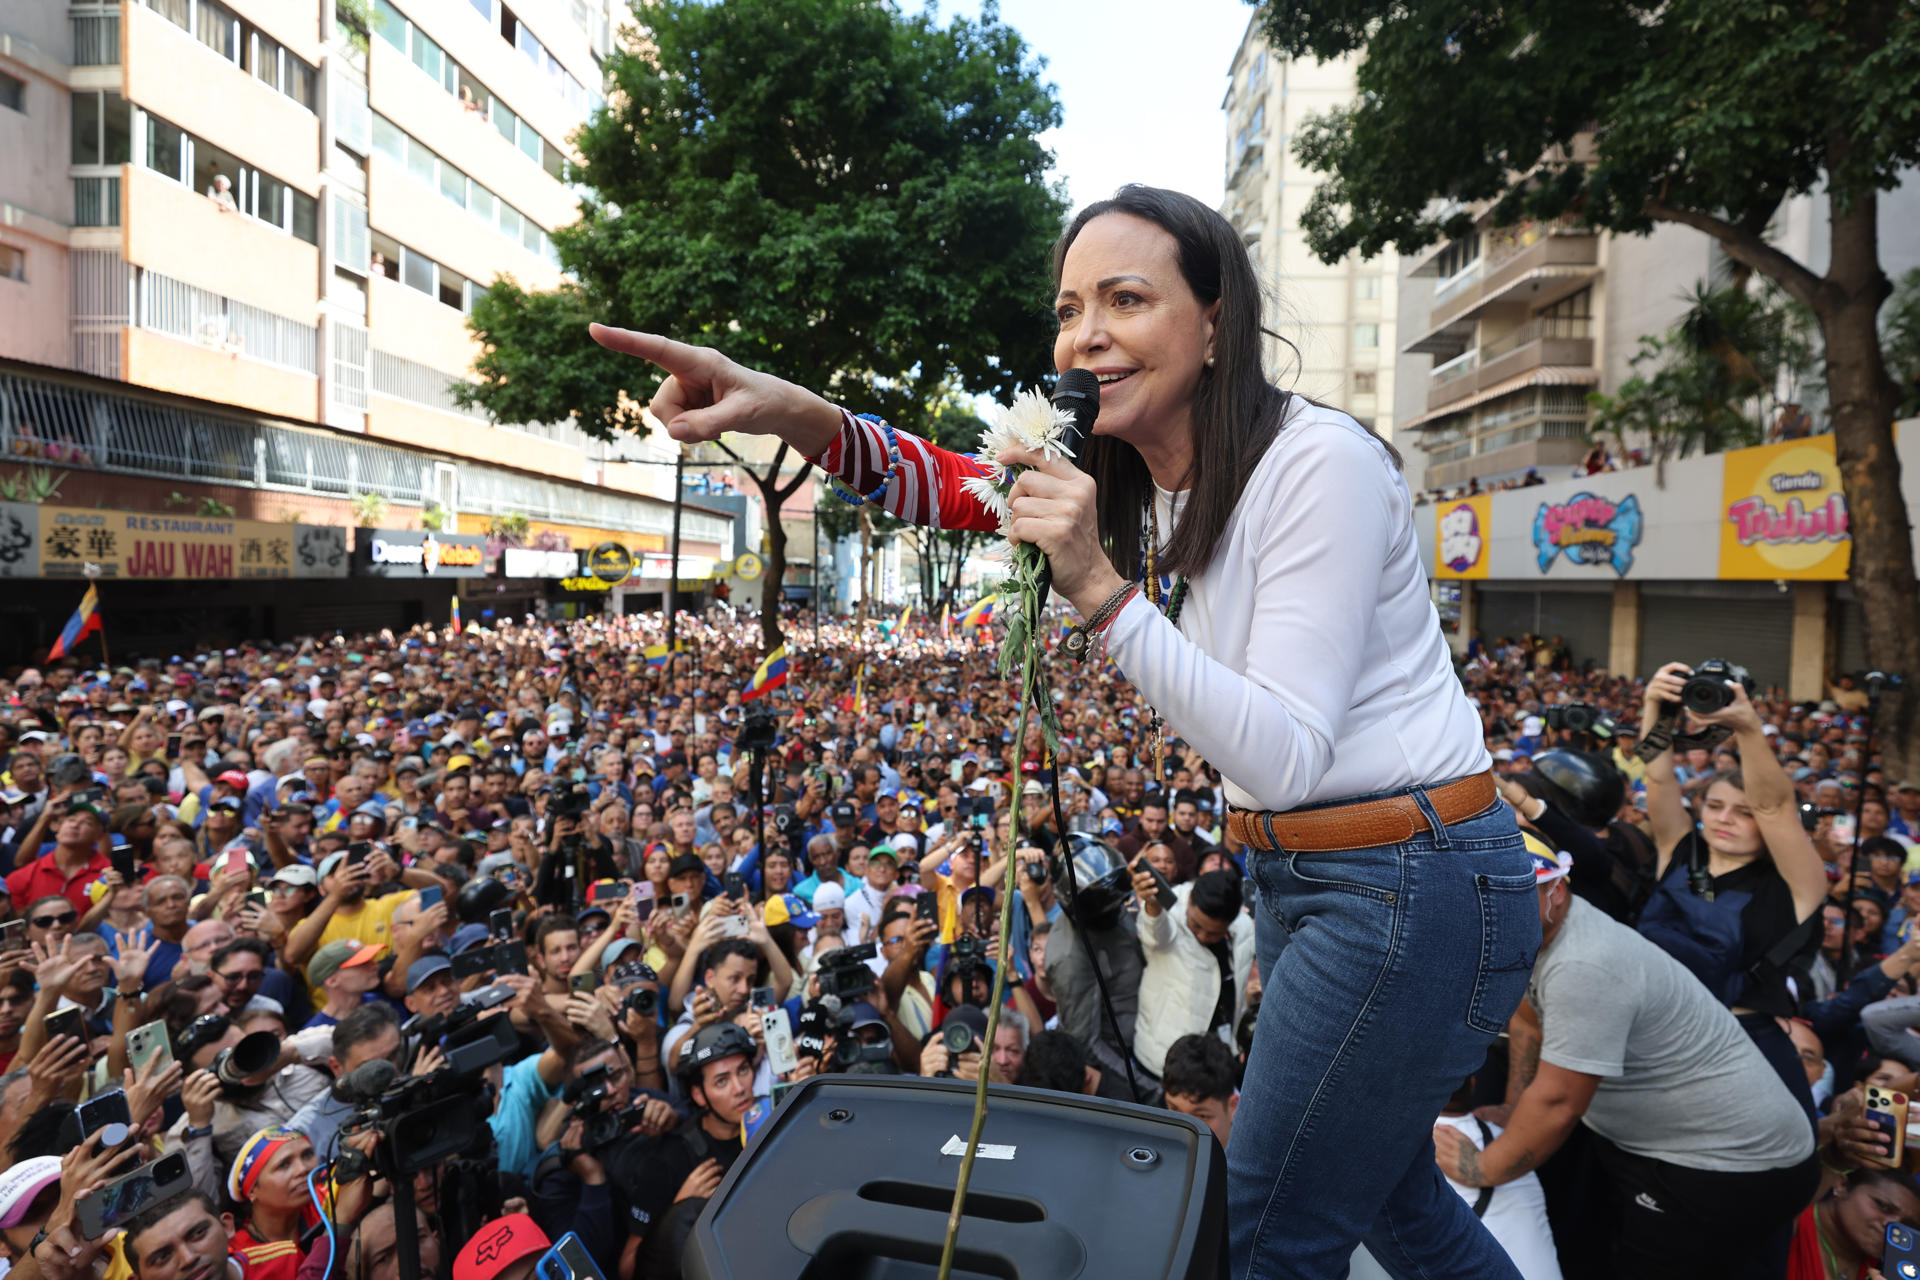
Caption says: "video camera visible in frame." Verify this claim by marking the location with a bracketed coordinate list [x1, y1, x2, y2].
[561, 1062, 652, 1147]
[947, 934, 989, 991]
[551, 781, 592, 820]
[735, 708, 778, 755]
[814, 942, 877, 1002]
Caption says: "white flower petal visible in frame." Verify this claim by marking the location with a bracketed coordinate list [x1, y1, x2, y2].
[959, 474, 1011, 523]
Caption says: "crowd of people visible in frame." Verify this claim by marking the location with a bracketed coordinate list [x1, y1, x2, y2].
[0, 605, 1912, 1279]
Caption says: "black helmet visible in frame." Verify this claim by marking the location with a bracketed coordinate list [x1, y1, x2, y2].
[1050, 831, 1133, 932]
[676, 1021, 755, 1083]
[1524, 750, 1626, 830]
[455, 875, 512, 924]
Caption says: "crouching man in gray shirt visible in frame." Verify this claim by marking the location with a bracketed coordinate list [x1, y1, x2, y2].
[1432, 845, 1818, 1280]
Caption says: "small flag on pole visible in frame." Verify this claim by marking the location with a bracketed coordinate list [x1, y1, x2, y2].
[958, 594, 997, 629]
[47, 584, 102, 660]
[644, 644, 670, 668]
[743, 645, 789, 701]
[448, 596, 462, 636]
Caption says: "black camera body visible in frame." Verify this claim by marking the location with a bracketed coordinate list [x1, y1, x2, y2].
[1544, 702, 1619, 740]
[735, 709, 779, 754]
[623, 985, 658, 1020]
[815, 943, 878, 1002]
[551, 782, 592, 820]
[211, 1030, 281, 1095]
[1680, 659, 1755, 715]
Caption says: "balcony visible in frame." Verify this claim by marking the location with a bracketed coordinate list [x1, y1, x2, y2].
[71, 7, 119, 65]
[1426, 317, 1595, 413]
[1428, 226, 1598, 331]
[1424, 425, 1591, 491]
[122, 167, 319, 316]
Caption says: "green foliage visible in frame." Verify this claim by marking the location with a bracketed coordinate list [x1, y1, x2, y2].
[459, 0, 1069, 444]
[1889, 268, 1920, 419]
[420, 502, 452, 532]
[162, 492, 236, 517]
[1588, 282, 1818, 466]
[334, 0, 373, 54]
[1264, 2, 1920, 266]
[349, 492, 390, 527]
[488, 512, 532, 544]
[0, 467, 66, 504]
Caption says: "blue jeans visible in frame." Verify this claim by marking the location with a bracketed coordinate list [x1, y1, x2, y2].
[1230, 789, 1541, 1280]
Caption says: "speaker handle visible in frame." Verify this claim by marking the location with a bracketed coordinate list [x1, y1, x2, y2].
[787, 1190, 1088, 1276]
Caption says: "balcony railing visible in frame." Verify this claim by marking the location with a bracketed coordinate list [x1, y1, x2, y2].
[1481, 314, 1593, 361]
[1431, 348, 1480, 387]
[71, 9, 119, 65]
[74, 176, 121, 227]
[1432, 257, 1484, 304]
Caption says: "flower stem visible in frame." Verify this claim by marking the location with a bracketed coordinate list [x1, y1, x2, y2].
[935, 604, 1037, 1280]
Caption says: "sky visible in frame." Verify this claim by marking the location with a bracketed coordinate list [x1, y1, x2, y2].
[932, 0, 1258, 211]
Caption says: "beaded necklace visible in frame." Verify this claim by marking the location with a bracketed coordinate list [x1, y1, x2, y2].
[1142, 496, 1188, 785]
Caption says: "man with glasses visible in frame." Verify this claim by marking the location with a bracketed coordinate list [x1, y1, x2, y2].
[22, 894, 78, 953]
[211, 938, 299, 1021]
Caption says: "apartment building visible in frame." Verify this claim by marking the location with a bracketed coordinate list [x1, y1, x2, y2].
[0, 0, 747, 648]
[1220, 20, 1398, 438]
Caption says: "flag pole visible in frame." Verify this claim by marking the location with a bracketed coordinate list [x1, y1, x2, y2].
[91, 577, 107, 667]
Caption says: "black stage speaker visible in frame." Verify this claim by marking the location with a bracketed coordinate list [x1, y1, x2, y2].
[683, 1074, 1228, 1280]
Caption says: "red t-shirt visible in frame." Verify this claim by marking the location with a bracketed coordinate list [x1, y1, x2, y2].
[5, 850, 111, 914]
[1786, 1204, 1868, 1280]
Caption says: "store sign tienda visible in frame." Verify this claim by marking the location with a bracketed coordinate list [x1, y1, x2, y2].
[1718, 436, 1851, 580]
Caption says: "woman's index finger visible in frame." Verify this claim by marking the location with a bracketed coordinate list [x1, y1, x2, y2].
[588, 324, 715, 379]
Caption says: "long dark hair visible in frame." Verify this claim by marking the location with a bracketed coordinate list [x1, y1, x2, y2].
[1052, 185, 1393, 581]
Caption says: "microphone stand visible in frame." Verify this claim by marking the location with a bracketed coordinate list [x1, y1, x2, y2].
[1840, 671, 1905, 982]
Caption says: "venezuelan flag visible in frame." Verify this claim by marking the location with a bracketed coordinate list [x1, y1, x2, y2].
[743, 644, 789, 701]
[644, 644, 670, 668]
[939, 602, 951, 637]
[448, 596, 461, 636]
[47, 584, 102, 660]
[958, 594, 996, 629]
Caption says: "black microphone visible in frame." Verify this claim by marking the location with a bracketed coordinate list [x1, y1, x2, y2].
[332, 1057, 398, 1104]
[1034, 369, 1102, 615]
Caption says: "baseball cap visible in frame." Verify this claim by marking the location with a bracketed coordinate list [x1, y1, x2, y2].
[475, 852, 519, 879]
[1020, 779, 1045, 798]
[813, 882, 846, 912]
[868, 842, 899, 864]
[762, 893, 818, 931]
[1524, 832, 1572, 885]
[452, 1214, 552, 1280]
[405, 954, 454, 994]
[269, 864, 319, 889]
[830, 800, 858, 827]
[449, 923, 493, 955]
[306, 939, 384, 987]
[667, 853, 706, 880]
[216, 770, 250, 788]
[0, 1156, 62, 1228]
[845, 1001, 886, 1032]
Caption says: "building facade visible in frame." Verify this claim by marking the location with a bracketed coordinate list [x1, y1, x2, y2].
[0, 0, 746, 655]
[1220, 21, 1398, 438]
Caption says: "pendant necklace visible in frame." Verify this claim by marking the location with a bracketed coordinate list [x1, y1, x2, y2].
[1142, 495, 1188, 787]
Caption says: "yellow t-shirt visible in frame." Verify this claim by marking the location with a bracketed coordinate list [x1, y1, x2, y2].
[303, 890, 413, 1005]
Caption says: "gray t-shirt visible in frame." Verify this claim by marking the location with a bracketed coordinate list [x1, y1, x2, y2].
[1530, 897, 1813, 1173]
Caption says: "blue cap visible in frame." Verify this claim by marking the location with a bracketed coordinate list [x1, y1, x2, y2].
[449, 923, 492, 954]
[1101, 817, 1124, 837]
[404, 954, 453, 994]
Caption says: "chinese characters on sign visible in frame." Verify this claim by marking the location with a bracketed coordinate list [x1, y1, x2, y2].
[35, 508, 346, 579]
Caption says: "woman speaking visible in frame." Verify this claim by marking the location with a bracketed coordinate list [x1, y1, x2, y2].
[591, 185, 1538, 1280]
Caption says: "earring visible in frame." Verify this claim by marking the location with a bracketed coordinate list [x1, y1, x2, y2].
[1206, 354, 1215, 368]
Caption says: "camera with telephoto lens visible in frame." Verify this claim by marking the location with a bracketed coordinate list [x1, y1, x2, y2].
[622, 985, 658, 1020]
[1680, 659, 1755, 715]
[211, 1031, 281, 1095]
[829, 1007, 894, 1071]
[1544, 702, 1619, 740]
[941, 1021, 978, 1056]
[815, 943, 878, 1001]
[948, 934, 988, 989]
[561, 1062, 651, 1146]
[551, 781, 592, 820]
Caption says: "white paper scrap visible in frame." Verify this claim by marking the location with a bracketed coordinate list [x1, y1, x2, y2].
[941, 1135, 1017, 1160]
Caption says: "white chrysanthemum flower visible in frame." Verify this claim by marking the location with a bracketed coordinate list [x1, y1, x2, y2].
[971, 452, 1008, 484]
[960, 474, 1011, 523]
[981, 388, 1076, 464]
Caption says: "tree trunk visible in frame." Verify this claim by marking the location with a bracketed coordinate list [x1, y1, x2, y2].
[1822, 185, 1920, 774]
[857, 507, 872, 624]
[761, 513, 787, 652]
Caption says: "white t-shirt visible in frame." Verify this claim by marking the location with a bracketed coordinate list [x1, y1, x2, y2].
[1103, 404, 1488, 813]
[1347, 1113, 1563, 1280]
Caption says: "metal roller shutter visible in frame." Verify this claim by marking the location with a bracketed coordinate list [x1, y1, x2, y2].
[1473, 585, 1614, 670]
[282, 600, 418, 637]
[1638, 583, 1795, 692]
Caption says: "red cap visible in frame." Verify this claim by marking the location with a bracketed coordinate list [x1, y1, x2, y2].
[453, 1214, 550, 1280]
[217, 770, 250, 789]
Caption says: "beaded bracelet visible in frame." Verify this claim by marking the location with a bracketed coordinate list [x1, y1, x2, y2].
[828, 413, 904, 506]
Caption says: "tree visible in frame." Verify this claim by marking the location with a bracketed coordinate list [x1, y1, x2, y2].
[459, 0, 1067, 651]
[1588, 282, 1820, 481]
[1265, 1, 1920, 768]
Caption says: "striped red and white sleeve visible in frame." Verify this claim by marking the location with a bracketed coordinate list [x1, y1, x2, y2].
[807, 408, 1004, 533]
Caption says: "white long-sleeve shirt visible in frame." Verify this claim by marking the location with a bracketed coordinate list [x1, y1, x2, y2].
[815, 400, 1487, 814]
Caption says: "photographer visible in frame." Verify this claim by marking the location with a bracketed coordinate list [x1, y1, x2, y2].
[171, 1013, 329, 1166]
[533, 798, 620, 911]
[1130, 868, 1253, 1083]
[615, 1023, 758, 1280]
[1636, 663, 1827, 1121]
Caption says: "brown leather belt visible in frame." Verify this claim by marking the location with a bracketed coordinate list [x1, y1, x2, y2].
[1226, 771, 1499, 854]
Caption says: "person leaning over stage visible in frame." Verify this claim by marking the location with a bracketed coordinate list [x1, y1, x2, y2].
[592, 181, 1541, 1280]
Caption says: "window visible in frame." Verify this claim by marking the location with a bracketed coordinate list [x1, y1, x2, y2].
[103, 92, 130, 163]
[517, 124, 540, 164]
[256, 172, 288, 226]
[0, 245, 24, 282]
[148, 0, 190, 29]
[1354, 322, 1379, 349]
[251, 30, 282, 89]
[370, 230, 401, 280]
[375, 0, 406, 51]
[192, 140, 246, 207]
[497, 203, 522, 241]
[332, 196, 369, 272]
[439, 163, 466, 207]
[146, 115, 186, 183]
[285, 57, 317, 110]
[0, 70, 24, 114]
[438, 263, 469, 310]
[492, 100, 518, 145]
[372, 113, 405, 163]
[290, 190, 317, 245]
[195, 0, 238, 61]
[72, 91, 102, 165]
[1357, 275, 1381, 301]
[1353, 371, 1377, 395]
[401, 246, 435, 295]
[469, 0, 493, 18]
[520, 217, 540, 255]
[469, 184, 495, 223]
[410, 27, 444, 82]
[405, 136, 434, 186]
[542, 143, 566, 182]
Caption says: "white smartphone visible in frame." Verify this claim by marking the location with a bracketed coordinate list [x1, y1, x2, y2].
[714, 913, 750, 940]
[762, 1007, 798, 1077]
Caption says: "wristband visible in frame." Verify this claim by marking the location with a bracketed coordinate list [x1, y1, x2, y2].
[183, 1123, 214, 1141]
